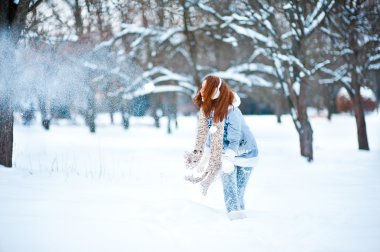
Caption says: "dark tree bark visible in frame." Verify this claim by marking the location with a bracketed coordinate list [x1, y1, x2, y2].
[348, 7, 370, 150]
[298, 78, 313, 161]
[38, 95, 51, 130]
[326, 85, 336, 121]
[180, 0, 201, 87]
[86, 89, 96, 133]
[352, 90, 369, 150]
[0, 93, 14, 167]
[165, 92, 177, 134]
[153, 112, 160, 128]
[0, 0, 35, 167]
[351, 68, 369, 150]
[277, 35, 314, 162]
[109, 112, 114, 125]
[120, 104, 130, 129]
[73, 0, 84, 36]
[273, 91, 286, 124]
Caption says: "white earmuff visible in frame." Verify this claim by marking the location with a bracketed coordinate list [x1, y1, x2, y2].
[211, 77, 222, 100]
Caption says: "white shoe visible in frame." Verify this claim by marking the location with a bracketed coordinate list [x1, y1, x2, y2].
[227, 210, 247, 220]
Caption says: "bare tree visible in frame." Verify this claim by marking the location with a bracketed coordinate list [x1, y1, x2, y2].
[320, 0, 380, 150]
[196, 0, 334, 161]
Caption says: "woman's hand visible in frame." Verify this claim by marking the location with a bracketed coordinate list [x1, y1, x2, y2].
[195, 149, 210, 172]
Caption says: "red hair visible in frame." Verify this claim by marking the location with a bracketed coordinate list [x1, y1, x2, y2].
[193, 75, 235, 123]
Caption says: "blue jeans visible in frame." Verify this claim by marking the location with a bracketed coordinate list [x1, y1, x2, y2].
[222, 166, 253, 213]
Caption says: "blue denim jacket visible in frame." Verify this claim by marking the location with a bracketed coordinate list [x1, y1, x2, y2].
[206, 107, 259, 162]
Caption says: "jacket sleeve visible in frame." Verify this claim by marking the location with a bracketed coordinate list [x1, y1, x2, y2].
[225, 110, 241, 154]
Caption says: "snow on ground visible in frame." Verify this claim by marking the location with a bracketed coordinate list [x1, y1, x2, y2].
[0, 113, 380, 252]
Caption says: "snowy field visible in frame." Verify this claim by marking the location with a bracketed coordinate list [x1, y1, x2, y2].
[1, 112, 380, 252]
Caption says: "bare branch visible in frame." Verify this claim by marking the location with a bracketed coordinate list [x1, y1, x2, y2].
[28, 0, 43, 13]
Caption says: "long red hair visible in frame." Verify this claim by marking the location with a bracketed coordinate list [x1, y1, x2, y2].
[193, 75, 235, 123]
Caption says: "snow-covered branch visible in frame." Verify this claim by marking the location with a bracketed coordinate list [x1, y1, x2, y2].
[368, 50, 380, 70]
[211, 71, 273, 88]
[319, 65, 353, 95]
[227, 63, 276, 77]
[197, 2, 275, 46]
[128, 66, 196, 94]
[304, 0, 335, 36]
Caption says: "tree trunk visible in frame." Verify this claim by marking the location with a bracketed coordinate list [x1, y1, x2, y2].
[157, 0, 165, 27]
[86, 90, 96, 133]
[167, 116, 172, 134]
[39, 96, 51, 130]
[181, 0, 201, 87]
[153, 113, 160, 128]
[109, 112, 114, 125]
[276, 114, 282, 124]
[150, 94, 161, 128]
[353, 86, 370, 150]
[122, 115, 130, 129]
[274, 94, 282, 124]
[349, 36, 370, 150]
[326, 85, 336, 121]
[298, 80, 313, 161]
[326, 99, 333, 121]
[0, 95, 14, 168]
[327, 108, 332, 121]
[299, 120, 313, 161]
[74, 0, 84, 36]
[0, 0, 34, 168]
[120, 105, 130, 129]
[0, 32, 15, 167]
[326, 94, 335, 121]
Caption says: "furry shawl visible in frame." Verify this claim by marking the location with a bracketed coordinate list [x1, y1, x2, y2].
[184, 110, 224, 195]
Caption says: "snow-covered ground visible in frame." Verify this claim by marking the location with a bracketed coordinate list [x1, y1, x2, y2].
[1, 113, 380, 252]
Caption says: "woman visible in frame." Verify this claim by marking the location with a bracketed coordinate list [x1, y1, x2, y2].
[185, 75, 259, 220]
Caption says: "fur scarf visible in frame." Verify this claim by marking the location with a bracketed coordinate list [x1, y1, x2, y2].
[184, 109, 224, 195]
